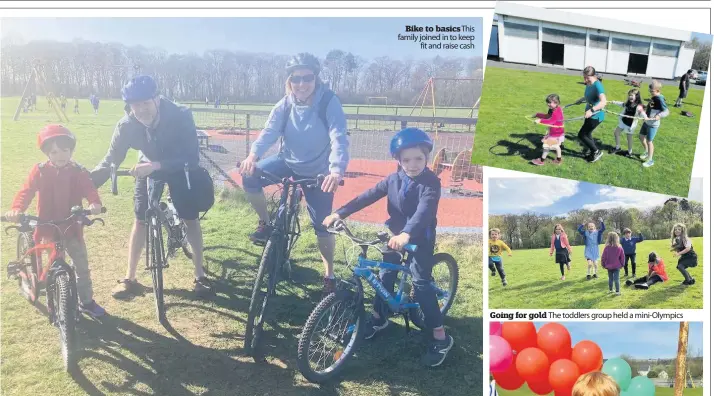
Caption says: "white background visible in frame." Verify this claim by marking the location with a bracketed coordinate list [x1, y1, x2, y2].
[1, 1, 710, 394]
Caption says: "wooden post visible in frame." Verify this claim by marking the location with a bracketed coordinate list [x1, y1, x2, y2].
[674, 321, 689, 396]
[355, 105, 359, 129]
[13, 68, 35, 121]
[245, 114, 251, 158]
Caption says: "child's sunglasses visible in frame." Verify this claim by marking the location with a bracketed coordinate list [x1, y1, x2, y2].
[289, 74, 315, 84]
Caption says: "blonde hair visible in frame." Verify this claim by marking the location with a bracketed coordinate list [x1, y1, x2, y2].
[649, 80, 662, 92]
[671, 223, 689, 247]
[490, 228, 501, 236]
[553, 223, 564, 234]
[572, 372, 621, 396]
[606, 232, 620, 247]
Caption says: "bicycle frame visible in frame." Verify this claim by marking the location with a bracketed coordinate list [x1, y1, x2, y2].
[353, 249, 420, 313]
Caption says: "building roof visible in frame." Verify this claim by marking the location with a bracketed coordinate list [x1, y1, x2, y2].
[496, 1, 692, 42]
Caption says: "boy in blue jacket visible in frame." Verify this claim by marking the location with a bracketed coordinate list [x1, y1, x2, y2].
[620, 228, 644, 278]
[323, 127, 453, 367]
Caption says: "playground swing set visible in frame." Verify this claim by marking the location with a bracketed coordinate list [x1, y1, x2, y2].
[13, 61, 70, 124]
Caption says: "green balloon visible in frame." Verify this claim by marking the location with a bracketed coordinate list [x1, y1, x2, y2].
[627, 376, 656, 396]
[601, 358, 632, 391]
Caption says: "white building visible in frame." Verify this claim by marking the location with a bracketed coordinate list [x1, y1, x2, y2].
[488, 2, 696, 80]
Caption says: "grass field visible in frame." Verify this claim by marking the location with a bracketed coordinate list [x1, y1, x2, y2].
[1, 97, 483, 396]
[495, 384, 704, 395]
[471, 66, 705, 197]
[488, 238, 703, 309]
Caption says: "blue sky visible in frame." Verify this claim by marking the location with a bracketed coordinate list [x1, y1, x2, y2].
[532, 322, 704, 360]
[489, 177, 704, 216]
[0, 17, 483, 61]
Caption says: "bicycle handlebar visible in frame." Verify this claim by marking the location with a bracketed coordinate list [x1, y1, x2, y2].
[327, 219, 418, 253]
[255, 167, 345, 189]
[2, 206, 107, 233]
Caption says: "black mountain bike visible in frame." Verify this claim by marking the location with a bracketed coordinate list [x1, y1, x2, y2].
[244, 167, 343, 362]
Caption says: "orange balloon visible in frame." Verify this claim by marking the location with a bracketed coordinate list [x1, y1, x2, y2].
[493, 357, 525, 391]
[549, 359, 582, 392]
[527, 379, 553, 395]
[502, 322, 538, 353]
[516, 347, 550, 383]
[571, 340, 603, 373]
[537, 323, 573, 363]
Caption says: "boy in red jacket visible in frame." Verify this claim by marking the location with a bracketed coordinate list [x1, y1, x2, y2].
[4, 125, 106, 317]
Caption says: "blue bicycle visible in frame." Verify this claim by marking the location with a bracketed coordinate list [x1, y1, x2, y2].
[296, 220, 458, 383]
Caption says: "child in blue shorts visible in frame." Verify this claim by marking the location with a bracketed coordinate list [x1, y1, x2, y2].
[640, 80, 669, 168]
[323, 127, 453, 367]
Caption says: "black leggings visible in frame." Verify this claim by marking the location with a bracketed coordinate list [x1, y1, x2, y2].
[578, 117, 602, 153]
[632, 274, 664, 286]
[624, 254, 636, 275]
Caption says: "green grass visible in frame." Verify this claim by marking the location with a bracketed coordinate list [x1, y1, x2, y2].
[471, 66, 704, 197]
[489, 238, 703, 309]
[495, 384, 703, 395]
[1, 97, 483, 395]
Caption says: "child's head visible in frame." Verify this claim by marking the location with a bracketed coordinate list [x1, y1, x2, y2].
[587, 222, 596, 231]
[546, 94, 560, 109]
[37, 124, 76, 167]
[572, 372, 621, 396]
[582, 66, 598, 84]
[490, 228, 501, 240]
[626, 88, 642, 105]
[553, 224, 564, 235]
[648, 251, 658, 264]
[389, 127, 433, 178]
[649, 80, 662, 95]
[623, 228, 632, 237]
[671, 223, 687, 239]
[606, 232, 620, 247]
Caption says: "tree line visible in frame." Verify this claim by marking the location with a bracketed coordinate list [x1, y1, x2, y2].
[0, 39, 483, 106]
[489, 199, 704, 250]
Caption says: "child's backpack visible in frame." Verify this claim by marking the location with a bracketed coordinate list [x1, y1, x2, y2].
[681, 110, 695, 118]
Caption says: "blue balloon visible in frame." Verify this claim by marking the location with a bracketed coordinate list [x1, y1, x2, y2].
[601, 358, 632, 391]
[627, 376, 655, 396]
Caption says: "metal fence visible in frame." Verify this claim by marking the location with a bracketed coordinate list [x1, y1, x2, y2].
[195, 107, 482, 231]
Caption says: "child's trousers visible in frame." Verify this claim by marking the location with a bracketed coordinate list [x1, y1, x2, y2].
[62, 238, 94, 304]
[607, 269, 621, 292]
[489, 257, 506, 280]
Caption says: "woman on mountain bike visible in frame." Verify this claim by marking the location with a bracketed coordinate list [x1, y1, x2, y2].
[238, 52, 350, 295]
[323, 127, 454, 368]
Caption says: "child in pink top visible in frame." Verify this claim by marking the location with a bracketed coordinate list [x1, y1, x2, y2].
[601, 232, 625, 295]
[532, 94, 565, 166]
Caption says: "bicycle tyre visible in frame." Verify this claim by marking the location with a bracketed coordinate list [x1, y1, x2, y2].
[296, 287, 365, 384]
[54, 271, 78, 372]
[245, 236, 277, 361]
[16, 232, 38, 303]
[147, 213, 167, 323]
[179, 222, 194, 260]
[408, 252, 459, 330]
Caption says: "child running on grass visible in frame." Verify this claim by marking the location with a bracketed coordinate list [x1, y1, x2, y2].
[639, 80, 669, 167]
[549, 223, 572, 280]
[601, 232, 625, 296]
[323, 127, 454, 367]
[626, 252, 669, 290]
[573, 66, 608, 163]
[531, 94, 565, 166]
[3, 125, 106, 317]
[670, 222, 698, 285]
[578, 217, 606, 280]
[608, 88, 647, 156]
[620, 228, 645, 278]
[488, 228, 512, 286]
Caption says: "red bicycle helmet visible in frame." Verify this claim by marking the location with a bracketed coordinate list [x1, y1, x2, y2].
[37, 124, 76, 151]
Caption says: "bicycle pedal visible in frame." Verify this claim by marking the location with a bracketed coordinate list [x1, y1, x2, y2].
[6, 262, 22, 279]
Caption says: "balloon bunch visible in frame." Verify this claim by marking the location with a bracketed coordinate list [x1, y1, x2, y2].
[489, 322, 656, 396]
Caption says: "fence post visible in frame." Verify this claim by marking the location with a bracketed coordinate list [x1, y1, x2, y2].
[233, 110, 236, 130]
[394, 106, 399, 130]
[245, 114, 251, 159]
[401, 121, 407, 130]
[355, 106, 359, 130]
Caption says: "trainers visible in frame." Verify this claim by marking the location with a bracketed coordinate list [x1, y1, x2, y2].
[586, 275, 592, 280]
[690, 278, 696, 285]
[502, 279, 508, 286]
[635, 283, 649, 290]
[560, 276, 565, 281]
[566, 263, 571, 271]
[531, 158, 545, 166]
[490, 271, 496, 277]
[643, 159, 655, 168]
[639, 153, 649, 160]
[194, 276, 214, 298]
[249, 221, 272, 244]
[322, 277, 337, 295]
[625, 280, 634, 286]
[553, 158, 562, 165]
[608, 147, 620, 154]
[112, 279, 144, 299]
[422, 335, 454, 367]
[593, 273, 598, 279]
[608, 290, 613, 294]
[364, 315, 389, 340]
[588, 151, 603, 163]
[615, 291, 621, 296]
[79, 300, 107, 318]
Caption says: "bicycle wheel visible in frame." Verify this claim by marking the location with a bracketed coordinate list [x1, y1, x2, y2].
[296, 285, 365, 384]
[179, 222, 194, 260]
[408, 252, 459, 330]
[245, 235, 278, 361]
[54, 271, 78, 372]
[147, 213, 167, 323]
[16, 232, 38, 303]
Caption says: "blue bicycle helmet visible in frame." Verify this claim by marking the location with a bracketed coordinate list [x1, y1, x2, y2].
[389, 127, 433, 159]
[121, 75, 158, 104]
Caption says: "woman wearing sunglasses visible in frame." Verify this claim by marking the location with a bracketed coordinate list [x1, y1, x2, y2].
[239, 52, 350, 295]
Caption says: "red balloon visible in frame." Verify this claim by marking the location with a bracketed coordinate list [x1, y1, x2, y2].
[493, 358, 525, 391]
[554, 390, 571, 396]
[527, 379, 553, 395]
[537, 323, 573, 363]
[571, 340, 603, 374]
[549, 359, 582, 393]
[516, 347, 550, 383]
[502, 322, 538, 353]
